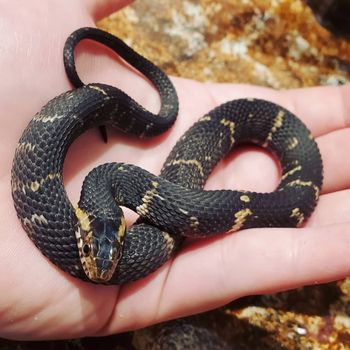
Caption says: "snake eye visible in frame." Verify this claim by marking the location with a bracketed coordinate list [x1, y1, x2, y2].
[82, 243, 91, 256]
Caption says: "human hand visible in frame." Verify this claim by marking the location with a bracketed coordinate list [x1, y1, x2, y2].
[1, 0, 350, 341]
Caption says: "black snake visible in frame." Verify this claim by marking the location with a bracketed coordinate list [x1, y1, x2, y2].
[11, 27, 323, 287]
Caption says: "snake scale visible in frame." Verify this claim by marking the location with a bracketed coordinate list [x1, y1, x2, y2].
[11, 27, 323, 286]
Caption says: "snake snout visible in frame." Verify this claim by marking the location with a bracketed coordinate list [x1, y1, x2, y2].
[75, 207, 126, 282]
[92, 217, 125, 281]
[93, 257, 118, 282]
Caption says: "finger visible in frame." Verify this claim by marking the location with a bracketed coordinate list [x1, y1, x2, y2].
[282, 83, 350, 136]
[103, 222, 350, 334]
[317, 128, 350, 193]
[207, 83, 350, 137]
[86, 0, 132, 20]
[307, 189, 350, 227]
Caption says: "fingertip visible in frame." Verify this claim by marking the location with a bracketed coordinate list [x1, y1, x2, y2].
[86, 0, 133, 21]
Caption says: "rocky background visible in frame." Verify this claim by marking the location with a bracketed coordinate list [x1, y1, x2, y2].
[1, 0, 350, 349]
[99, 0, 349, 88]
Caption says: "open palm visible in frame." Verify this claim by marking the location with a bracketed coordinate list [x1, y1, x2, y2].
[1, 0, 350, 341]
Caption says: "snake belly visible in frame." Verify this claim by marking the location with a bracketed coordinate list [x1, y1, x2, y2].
[11, 28, 323, 285]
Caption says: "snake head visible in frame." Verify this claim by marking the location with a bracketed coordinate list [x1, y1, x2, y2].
[75, 207, 126, 283]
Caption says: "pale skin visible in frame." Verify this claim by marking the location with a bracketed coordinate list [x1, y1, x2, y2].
[1, 0, 350, 341]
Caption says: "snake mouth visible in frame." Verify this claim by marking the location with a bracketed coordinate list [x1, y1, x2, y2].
[90, 258, 117, 282]
[94, 271, 111, 282]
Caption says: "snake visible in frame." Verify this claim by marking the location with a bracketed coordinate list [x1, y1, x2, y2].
[11, 27, 323, 286]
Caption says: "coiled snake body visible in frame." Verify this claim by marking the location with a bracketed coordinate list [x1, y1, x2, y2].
[11, 28, 323, 285]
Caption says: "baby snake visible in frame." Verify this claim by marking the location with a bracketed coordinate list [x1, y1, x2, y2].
[11, 27, 323, 285]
